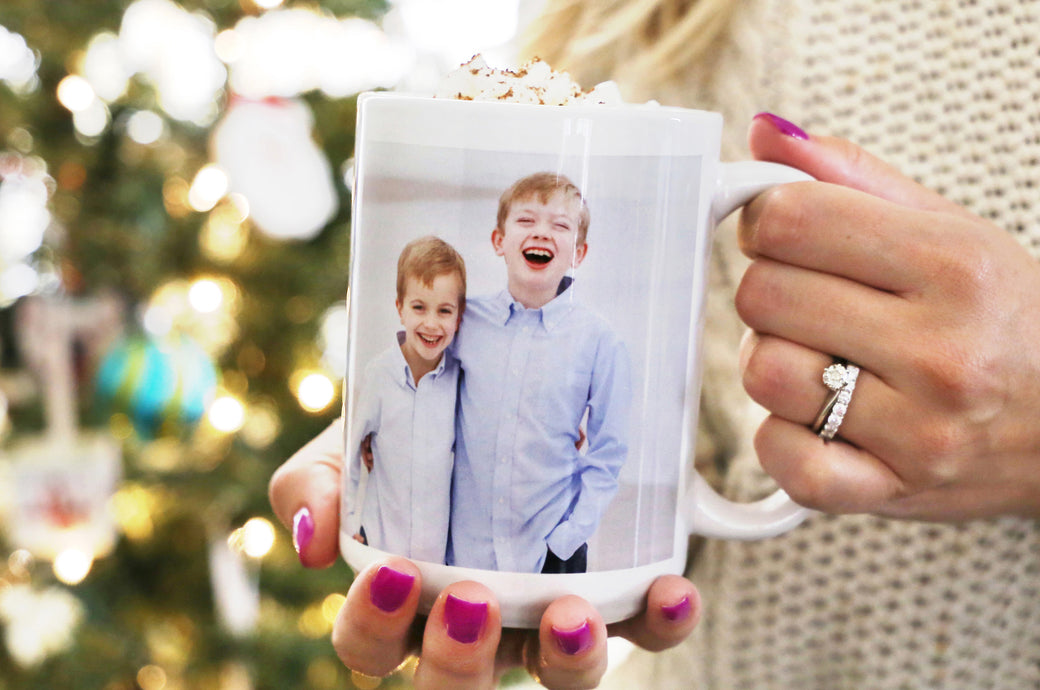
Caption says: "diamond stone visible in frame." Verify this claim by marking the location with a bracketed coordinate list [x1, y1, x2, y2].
[823, 364, 848, 391]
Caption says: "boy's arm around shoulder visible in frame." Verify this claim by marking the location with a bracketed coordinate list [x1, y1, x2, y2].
[345, 358, 382, 524]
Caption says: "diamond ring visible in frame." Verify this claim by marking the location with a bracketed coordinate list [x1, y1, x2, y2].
[812, 360, 860, 441]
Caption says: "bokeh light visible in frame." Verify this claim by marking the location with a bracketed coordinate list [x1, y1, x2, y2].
[126, 110, 165, 144]
[295, 372, 336, 413]
[53, 549, 93, 585]
[56, 75, 96, 112]
[136, 664, 168, 690]
[188, 164, 228, 212]
[207, 395, 245, 433]
[237, 516, 274, 557]
[188, 278, 223, 313]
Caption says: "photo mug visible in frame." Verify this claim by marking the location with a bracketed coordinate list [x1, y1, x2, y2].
[340, 92, 813, 628]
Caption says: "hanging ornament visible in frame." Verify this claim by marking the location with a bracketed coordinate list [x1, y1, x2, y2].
[2, 297, 123, 567]
[210, 97, 338, 241]
[94, 333, 218, 439]
[0, 434, 121, 568]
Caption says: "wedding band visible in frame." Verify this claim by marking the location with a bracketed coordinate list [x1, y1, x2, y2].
[812, 360, 860, 441]
[811, 388, 841, 431]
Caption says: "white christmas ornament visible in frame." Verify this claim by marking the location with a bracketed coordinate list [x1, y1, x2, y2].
[211, 98, 337, 241]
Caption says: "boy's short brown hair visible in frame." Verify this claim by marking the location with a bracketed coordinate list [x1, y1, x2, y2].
[496, 172, 591, 244]
[396, 236, 467, 312]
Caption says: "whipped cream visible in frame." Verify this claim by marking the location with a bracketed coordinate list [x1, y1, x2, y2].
[434, 54, 624, 106]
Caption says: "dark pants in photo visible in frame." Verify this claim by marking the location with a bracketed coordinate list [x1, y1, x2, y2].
[541, 543, 588, 574]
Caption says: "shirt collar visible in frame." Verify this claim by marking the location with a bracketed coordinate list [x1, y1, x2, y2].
[493, 282, 576, 333]
[392, 330, 447, 389]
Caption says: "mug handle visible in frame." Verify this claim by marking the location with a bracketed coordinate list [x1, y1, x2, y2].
[684, 160, 816, 540]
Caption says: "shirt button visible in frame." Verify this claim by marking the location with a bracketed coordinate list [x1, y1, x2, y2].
[498, 497, 505, 505]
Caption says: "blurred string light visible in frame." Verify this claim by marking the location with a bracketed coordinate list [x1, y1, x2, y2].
[207, 394, 245, 434]
[45, 0, 530, 141]
[119, 0, 226, 124]
[136, 665, 167, 690]
[294, 371, 336, 413]
[55, 74, 111, 139]
[59, 1, 415, 141]
[199, 196, 249, 263]
[126, 110, 165, 145]
[391, 0, 519, 65]
[187, 277, 224, 313]
[142, 277, 240, 355]
[52, 549, 93, 585]
[0, 583, 84, 668]
[318, 302, 348, 379]
[82, 32, 131, 102]
[110, 483, 160, 542]
[0, 153, 54, 305]
[0, 25, 39, 93]
[224, 9, 412, 99]
[227, 517, 275, 559]
[187, 164, 228, 213]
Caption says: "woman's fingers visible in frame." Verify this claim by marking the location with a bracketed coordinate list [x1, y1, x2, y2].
[739, 180, 953, 293]
[751, 415, 907, 514]
[748, 113, 971, 216]
[735, 256, 910, 373]
[739, 332, 910, 459]
[525, 595, 609, 690]
[268, 418, 344, 568]
[332, 558, 422, 677]
[609, 575, 701, 653]
[413, 581, 502, 689]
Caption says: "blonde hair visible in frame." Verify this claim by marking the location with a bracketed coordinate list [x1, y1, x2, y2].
[523, 0, 741, 96]
[497, 172, 591, 244]
[396, 236, 467, 312]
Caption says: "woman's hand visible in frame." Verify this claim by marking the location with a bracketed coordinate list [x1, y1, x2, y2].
[737, 113, 1040, 521]
[269, 419, 700, 689]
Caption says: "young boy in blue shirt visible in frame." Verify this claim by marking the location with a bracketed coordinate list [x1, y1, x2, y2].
[347, 235, 466, 564]
[448, 172, 631, 574]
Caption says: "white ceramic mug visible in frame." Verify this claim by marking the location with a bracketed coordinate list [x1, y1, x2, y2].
[340, 92, 813, 628]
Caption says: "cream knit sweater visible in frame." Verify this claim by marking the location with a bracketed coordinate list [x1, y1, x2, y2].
[599, 1, 1040, 688]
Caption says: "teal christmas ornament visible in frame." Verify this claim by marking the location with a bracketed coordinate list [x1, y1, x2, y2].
[95, 334, 218, 438]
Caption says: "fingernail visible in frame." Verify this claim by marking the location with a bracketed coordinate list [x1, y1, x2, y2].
[661, 595, 693, 622]
[443, 594, 487, 644]
[292, 507, 314, 558]
[754, 112, 809, 141]
[369, 566, 415, 613]
[551, 620, 594, 656]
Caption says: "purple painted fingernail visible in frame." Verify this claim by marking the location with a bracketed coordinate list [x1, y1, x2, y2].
[754, 112, 810, 141]
[443, 594, 487, 644]
[369, 566, 414, 613]
[661, 595, 693, 622]
[551, 620, 594, 656]
[292, 507, 314, 559]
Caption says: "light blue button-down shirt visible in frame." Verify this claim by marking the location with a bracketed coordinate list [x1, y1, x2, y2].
[448, 287, 631, 573]
[347, 333, 458, 563]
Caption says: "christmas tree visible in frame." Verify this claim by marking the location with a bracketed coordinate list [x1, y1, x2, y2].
[0, 1, 523, 688]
